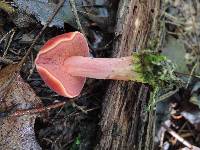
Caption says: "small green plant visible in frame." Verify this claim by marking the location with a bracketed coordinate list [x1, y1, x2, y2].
[70, 135, 81, 150]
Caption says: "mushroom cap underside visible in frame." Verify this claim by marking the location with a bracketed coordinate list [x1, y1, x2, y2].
[35, 32, 89, 97]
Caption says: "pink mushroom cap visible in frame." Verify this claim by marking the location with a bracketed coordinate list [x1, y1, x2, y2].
[35, 32, 89, 98]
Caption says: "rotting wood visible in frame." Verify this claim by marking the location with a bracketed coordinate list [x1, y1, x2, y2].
[96, 0, 162, 149]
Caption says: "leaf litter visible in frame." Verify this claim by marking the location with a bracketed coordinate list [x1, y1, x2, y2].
[156, 0, 200, 149]
[4, 0, 200, 149]
[0, 0, 116, 149]
[0, 65, 42, 150]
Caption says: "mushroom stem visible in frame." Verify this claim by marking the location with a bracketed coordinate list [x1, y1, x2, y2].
[64, 56, 137, 80]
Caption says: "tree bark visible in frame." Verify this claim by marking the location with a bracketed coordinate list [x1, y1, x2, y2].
[97, 0, 162, 149]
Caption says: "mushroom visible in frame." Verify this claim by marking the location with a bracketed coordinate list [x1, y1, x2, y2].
[35, 31, 175, 98]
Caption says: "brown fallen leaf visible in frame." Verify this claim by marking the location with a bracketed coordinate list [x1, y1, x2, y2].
[0, 64, 42, 150]
[0, 64, 18, 100]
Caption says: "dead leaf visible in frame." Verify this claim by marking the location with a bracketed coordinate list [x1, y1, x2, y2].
[0, 65, 42, 150]
[14, 0, 83, 28]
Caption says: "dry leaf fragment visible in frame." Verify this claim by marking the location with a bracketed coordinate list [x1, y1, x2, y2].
[0, 65, 42, 150]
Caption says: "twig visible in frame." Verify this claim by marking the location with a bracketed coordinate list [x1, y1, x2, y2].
[186, 63, 198, 88]
[10, 101, 66, 117]
[64, 106, 100, 120]
[159, 128, 165, 148]
[157, 87, 179, 102]
[175, 71, 199, 79]
[162, 124, 198, 149]
[164, 12, 185, 26]
[27, 53, 36, 80]
[0, 57, 14, 64]
[69, 0, 99, 51]
[0, 28, 15, 44]
[71, 101, 88, 114]
[8, 101, 99, 118]
[69, 0, 85, 35]
[3, 29, 16, 57]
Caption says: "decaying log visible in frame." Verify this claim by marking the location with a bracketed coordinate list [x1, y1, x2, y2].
[97, 0, 162, 149]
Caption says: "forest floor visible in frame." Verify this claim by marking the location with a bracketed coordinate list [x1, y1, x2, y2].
[0, 0, 200, 150]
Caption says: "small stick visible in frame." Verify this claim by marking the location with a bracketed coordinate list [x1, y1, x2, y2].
[68, 1, 98, 50]
[27, 53, 36, 80]
[69, 0, 85, 35]
[186, 63, 198, 88]
[0, 28, 15, 44]
[7, 102, 99, 118]
[10, 101, 66, 117]
[159, 129, 165, 148]
[157, 88, 179, 102]
[162, 124, 197, 149]
[71, 101, 88, 114]
[0, 57, 14, 64]
[3, 29, 16, 57]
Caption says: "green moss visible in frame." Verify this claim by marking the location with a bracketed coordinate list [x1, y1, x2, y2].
[0, 1, 15, 14]
[132, 51, 178, 89]
[147, 38, 159, 50]
[132, 51, 182, 110]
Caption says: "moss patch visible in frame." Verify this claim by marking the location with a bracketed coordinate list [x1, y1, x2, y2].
[132, 51, 179, 89]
